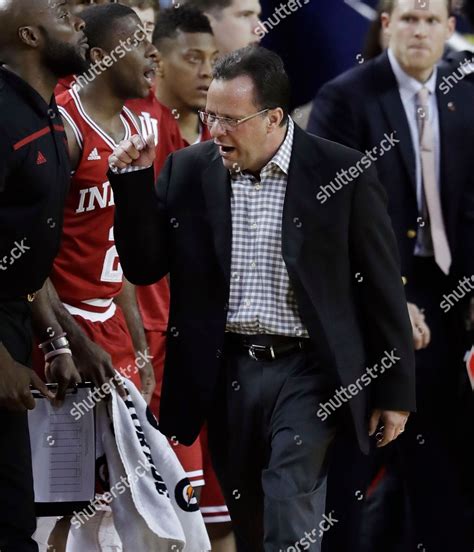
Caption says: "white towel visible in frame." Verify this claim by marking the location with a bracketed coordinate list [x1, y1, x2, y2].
[67, 377, 210, 552]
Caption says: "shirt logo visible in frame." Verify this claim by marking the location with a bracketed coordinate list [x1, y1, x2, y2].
[87, 147, 102, 161]
[138, 112, 159, 146]
[36, 151, 47, 165]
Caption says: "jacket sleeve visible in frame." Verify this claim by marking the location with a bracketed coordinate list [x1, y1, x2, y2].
[308, 81, 361, 150]
[349, 164, 416, 412]
[108, 157, 172, 286]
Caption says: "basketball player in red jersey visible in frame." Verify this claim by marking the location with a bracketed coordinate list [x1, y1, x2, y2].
[128, 6, 235, 552]
[153, 6, 219, 146]
[31, 3, 158, 401]
[30, 5, 159, 549]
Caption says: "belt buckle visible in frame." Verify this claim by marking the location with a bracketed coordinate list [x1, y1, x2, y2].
[248, 344, 275, 361]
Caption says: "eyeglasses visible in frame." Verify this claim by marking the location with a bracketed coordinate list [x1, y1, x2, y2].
[198, 108, 269, 132]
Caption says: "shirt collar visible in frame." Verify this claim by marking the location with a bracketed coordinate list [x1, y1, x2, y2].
[230, 117, 294, 181]
[264, 116, 294, 176]
[387, 48, 437, 99]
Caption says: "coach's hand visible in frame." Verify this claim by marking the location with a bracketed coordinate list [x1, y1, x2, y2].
[0, 343, 54, 411]
[109, 134, 156, 170]
[407, 302, 431, 350]
[369, 409, 409, 447]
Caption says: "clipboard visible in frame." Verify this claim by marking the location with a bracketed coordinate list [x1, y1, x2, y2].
[28, 382, 96, 517]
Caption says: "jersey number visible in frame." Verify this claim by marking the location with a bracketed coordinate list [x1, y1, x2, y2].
[100, 227, 123, 282]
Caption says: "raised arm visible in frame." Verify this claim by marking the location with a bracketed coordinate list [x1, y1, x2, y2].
[108, 134, 170, 285]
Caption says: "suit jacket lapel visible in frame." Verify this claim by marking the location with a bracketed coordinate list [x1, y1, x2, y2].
[202, 152, 232, 286]
[283, 124, 322, 268]
[375, 52, 417, 194]
[436, 70, 460, 217]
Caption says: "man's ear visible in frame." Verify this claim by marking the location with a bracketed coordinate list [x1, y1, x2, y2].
[380, 12, 392, 37]
[267, 108, 285, 133]
[380, 12, 391, 41]
[446, 15, 456, 40]
[89, 47, 107, 66]
[18, 26, 41, 48]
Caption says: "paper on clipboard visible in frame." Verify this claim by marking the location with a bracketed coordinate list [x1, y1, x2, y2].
[28, 385, 95, 504]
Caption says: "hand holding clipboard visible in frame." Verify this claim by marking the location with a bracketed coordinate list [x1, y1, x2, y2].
[29, 382, 96, 517]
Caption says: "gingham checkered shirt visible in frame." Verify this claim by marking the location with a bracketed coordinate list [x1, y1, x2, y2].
[226, 118, 308, 337]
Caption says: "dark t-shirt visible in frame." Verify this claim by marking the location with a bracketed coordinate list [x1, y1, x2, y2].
[0, 67, 70, 299]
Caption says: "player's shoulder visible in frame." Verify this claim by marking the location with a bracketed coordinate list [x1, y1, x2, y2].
[0, 73, 38, 123]
[319, 53, 383, 100]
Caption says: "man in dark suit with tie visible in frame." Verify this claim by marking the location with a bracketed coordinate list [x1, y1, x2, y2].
[309, 0, 474, 550]
[108, 46, 415, 551]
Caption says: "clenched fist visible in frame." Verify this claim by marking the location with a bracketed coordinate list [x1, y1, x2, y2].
[109, 134, 156, 171]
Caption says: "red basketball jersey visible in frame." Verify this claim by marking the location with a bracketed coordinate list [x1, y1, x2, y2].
[54, 75, 75, 98]
[52, 88, 141, 309]
[127, 91, 185, 179]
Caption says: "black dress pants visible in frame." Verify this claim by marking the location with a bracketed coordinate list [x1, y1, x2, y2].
[397, 258, 473, 552]
[0, 299, 38, 552]
[208, 341, 339, 551]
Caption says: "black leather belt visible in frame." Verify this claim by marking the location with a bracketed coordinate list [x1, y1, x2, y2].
[225, 333, 312, 361]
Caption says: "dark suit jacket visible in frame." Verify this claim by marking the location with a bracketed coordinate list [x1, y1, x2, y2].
[441, 50, 474, 87]
[308, 51, 474, 289]
[109, 124, 415, 454]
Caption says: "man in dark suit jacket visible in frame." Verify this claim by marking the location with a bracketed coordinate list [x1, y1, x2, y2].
[309, 1, 474, 550]
[441, 0, 474, 87]
[108, 46, 415, 551]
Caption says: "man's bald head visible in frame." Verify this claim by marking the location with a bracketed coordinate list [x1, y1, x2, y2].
[0, 0, 51, 55]
[0, 0, 88, 77]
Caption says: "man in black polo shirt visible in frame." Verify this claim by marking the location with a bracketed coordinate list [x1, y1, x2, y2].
[0, 1, 89, 550]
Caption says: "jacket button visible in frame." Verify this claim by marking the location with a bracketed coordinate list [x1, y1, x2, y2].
[407, 229, 417, 239]
[402, 276, 408, 285]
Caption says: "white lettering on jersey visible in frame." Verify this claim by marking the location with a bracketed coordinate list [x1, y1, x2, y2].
[75, 181, 115, 214]
[100, 226, 122, 283]
[76, 188, 88, 214]
[138, 111, 159, 145]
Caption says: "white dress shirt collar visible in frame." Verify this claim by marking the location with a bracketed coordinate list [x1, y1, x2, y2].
[387, 48, 437, 100]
